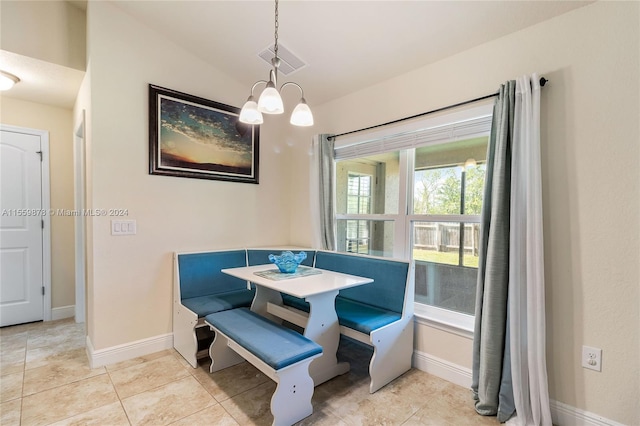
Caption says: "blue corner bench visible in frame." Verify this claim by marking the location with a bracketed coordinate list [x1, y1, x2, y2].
[205, 308, 322, 426]
[174, 247, 413, 394]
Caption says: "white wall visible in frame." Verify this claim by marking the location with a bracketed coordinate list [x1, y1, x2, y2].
[0, 97, 76, 312]
[290, 2, 639, 424]
[0, 0, 86, 71]
[85, 1, 296, 350]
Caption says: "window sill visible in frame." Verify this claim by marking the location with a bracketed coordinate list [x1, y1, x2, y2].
[413, 303, 474, 339]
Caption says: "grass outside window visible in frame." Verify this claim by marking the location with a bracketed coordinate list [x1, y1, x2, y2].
[413, 248, 479, 268]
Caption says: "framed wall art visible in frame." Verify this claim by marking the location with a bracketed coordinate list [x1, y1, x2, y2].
[149, 84, 259, 184]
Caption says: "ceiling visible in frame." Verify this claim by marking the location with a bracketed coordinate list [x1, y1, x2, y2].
[0, 49, 85, 108]
[2, 1, 592, 109]
[111, 0, 591, 106]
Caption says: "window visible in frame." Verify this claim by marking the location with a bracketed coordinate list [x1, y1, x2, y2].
[346, 173, 371, 254]
[334, 104, 492, 330]
[347, 173, 371, 214]
[336, 153, 399, 257]
[411, 142, 486, 318]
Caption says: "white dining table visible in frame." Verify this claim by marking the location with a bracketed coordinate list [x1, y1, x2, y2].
[221, 264, 373, 386]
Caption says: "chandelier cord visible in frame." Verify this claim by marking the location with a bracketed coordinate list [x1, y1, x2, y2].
[274, 0, 279, 61]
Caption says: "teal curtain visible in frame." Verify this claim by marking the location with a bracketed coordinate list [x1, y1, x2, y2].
[472, 75, 552, 425]
[471, 81, 516, 422]
[317, 134, 336, 250]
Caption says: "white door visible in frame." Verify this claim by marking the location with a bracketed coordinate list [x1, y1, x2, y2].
[0, 128, 45, 326]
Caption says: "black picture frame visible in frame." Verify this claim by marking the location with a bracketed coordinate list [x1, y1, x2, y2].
[149, 84, 259, 184]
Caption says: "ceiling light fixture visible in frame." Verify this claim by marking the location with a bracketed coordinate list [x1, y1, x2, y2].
[0, 70, 20, 91]
[239, 0, 313, 127]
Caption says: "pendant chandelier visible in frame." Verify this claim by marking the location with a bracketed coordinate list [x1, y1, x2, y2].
[238, 0, 313, 127]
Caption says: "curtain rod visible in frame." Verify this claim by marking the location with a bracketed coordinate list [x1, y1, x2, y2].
[328, 77, 547, 141]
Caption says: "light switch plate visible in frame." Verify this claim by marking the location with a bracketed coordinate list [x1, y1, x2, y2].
[111, 220, 136, 236]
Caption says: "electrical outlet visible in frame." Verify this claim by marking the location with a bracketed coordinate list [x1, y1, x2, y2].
[581, 346, 602, 372]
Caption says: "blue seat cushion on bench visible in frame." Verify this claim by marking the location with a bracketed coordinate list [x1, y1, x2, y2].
[335, 298, 401, 335]
[281, 294, 310, 312]
[205, 308, 322, 370]
[281, 295, 399, 335]
[178, 250, 248, 300]
[182, 289, 256, 318]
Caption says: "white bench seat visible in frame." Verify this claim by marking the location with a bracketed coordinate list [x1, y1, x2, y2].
[205, 308, 322, 426]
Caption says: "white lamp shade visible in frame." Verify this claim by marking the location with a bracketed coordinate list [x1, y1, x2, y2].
[257, 86, 284, 114]
[290, 101, 314, 126]
[0, 71, 19, 91]
[239, 99, 264, 125]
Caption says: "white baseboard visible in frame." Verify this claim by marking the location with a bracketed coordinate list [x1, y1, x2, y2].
[412, 349, 472, 388]
[412, 350, 624, 426]
[549, 400, 625, 426]
[51, 305, 75, 321]
[86, 333, 173, 368]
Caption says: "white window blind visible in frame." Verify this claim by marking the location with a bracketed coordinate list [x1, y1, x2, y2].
[335, 115, 492, 160]
[333, 103, 494, 161]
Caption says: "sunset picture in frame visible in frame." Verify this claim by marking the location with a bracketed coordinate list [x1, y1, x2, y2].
[149, 85, 259, 184]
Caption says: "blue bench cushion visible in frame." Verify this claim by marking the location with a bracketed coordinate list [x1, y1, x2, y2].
[315, 251, 408, 314]
[178, 250, 248, 300]
[182, 289, 256, 318]
[247, 249, 316, 267]
[281, 294, 309, 312]
[205, 308, 322, 370]
[281, 294, 400, 335]
[335, 298, 401, 335]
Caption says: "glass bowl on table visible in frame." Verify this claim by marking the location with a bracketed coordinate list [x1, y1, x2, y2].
[268, 251, 307, 274]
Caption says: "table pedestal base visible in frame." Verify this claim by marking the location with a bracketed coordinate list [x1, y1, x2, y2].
[253, 287, 349, 386]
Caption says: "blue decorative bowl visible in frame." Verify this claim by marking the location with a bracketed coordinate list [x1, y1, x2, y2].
[268, 251, 307, 274]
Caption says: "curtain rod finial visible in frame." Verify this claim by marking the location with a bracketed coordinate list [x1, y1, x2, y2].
[540, 77, 548, 87]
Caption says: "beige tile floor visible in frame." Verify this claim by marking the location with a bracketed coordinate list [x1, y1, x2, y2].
[1, 318, 499, 425]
